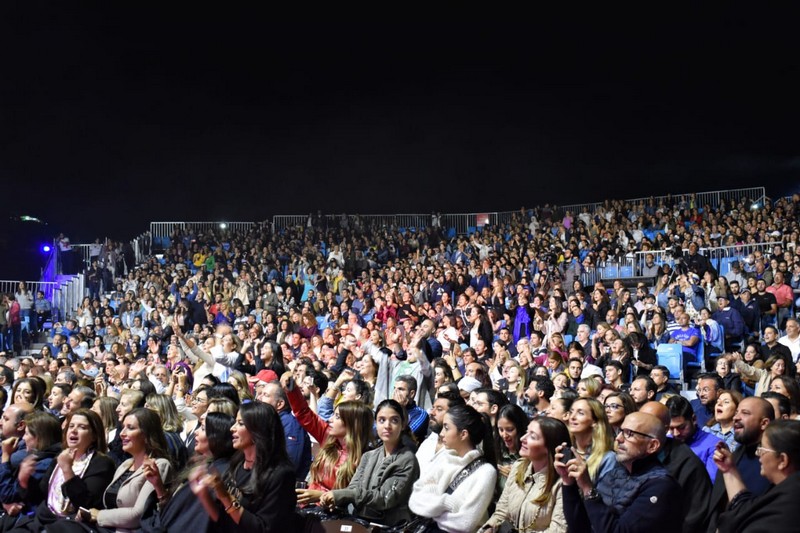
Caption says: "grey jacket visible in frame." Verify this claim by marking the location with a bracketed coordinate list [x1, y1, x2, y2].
[332, 443, 420, 526]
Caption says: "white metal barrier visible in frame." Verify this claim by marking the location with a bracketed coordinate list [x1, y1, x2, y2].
[0, 281, 58, 302]
[150, 222, 258, 249]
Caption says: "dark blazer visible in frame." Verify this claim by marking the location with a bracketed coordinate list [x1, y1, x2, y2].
[717, 471, 800, 533]
[27, 452, 116, 512]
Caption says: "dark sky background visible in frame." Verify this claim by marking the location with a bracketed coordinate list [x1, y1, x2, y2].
[2, 7, 800, 277]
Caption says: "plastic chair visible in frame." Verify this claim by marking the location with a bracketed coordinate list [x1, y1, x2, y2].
[563, 334, 574, 346]
[657, 343, 684, 387]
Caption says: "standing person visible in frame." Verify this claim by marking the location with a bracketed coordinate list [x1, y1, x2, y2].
[408, 405, 498, 533]
[482, 416, 571, 533]
[319, 400, 420, 526]
[190, 402, 297, 532]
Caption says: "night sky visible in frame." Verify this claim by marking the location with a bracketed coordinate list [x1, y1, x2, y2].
[3, 7, 799, 279]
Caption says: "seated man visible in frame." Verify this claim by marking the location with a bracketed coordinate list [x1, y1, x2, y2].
[394, 375, 429, 443]
[712, 294, 745, 351]
[665, 395, 722, 480]
[560, 411, 682, 533]
[649, 365, 679, 401]
[669, 311, 701, 373]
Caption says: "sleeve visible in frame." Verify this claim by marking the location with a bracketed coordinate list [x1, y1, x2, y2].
[97, 459, 172, 530]
[334, 451, 420, 513]
[179, 338, 215, 367]
[733, 360, 763, 381]
[0, 459, 20, 503]
[61, 455, 117, 509]
[435, 465, 497, 533]
[583, 476, 681, 533]
[484, 461, 519, 528]
[546, 481, 568, 533]
[286, 384, 331, 444]
[317, 396, 334, 421]
[216, 465, 297, 533]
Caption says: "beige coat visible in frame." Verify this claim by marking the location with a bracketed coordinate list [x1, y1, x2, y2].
[484, 459, 567, 533]
[96, 457, 172, 533]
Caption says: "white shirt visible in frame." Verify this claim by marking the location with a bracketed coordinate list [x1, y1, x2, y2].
[778, 335, 800, 361]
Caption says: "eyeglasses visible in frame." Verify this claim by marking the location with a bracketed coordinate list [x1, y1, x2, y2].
[619, 427, 657, 441]
[605, 403, 624, 411]
[756, 446, 779, 457]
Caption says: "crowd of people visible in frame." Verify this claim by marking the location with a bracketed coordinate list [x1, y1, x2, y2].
[0, 192, 797, 532]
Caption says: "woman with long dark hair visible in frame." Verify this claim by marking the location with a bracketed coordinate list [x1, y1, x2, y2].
[140, 412, 236, 533]
[408, 404, 498, 532]
[319, 399, 420, 526]
[190, 402, 296, 531]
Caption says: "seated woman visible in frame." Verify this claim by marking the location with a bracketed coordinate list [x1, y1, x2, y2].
[282, 373, 373, 506]
[144, 394, 189, 470]
[319, 399, 419, 526]
[495, 404, 527, 489]
[566, 398, 616, 483]
[714, 419, 800, 532]
[483, 416, 571, 533]
[108, 389, 145, 466]
[729, 353, 785, 397]
[408, 404, 498, 533]
[140, 412, 236, 533]
[11, 409, 116, 532]
[190, 402, 297, 532]
[715, 357, 743, 395]
[603, 392, 637, 436]
[703, 390, 741, 452]
[46, 408, 173, 533]
[0, 411, 62, 530]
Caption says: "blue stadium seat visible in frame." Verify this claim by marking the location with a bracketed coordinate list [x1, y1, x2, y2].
[467, 226, 477, 236]
[446, 227, 457, 240]
[657, 343, 683, 385]
[563, 334, 574, 346]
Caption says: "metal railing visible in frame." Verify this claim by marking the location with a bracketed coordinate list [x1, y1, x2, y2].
[554, 187, 765, 218]
[150, 222, 258, 249]
[0, 281, 58, 302]
[590, 241, 783, 281]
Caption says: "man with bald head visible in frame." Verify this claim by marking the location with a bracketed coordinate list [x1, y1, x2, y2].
[562, 411, 682, 532]
[706, 396, 774, 532]
[639, 401, 713, 532]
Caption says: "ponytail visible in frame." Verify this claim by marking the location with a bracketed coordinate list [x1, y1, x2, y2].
[446, 404, 497, 469]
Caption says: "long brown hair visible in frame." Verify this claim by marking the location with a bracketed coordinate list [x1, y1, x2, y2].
[515, 416, 571, 505]
[310, 400, 373, 489]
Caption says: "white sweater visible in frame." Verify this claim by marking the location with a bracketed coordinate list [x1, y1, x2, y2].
[409, 448, 497, 533]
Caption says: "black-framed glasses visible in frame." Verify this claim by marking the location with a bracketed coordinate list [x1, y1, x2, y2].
[620, 427, 657, 441]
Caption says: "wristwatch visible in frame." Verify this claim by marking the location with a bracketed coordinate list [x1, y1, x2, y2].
[582, 487, 600, 501]
[225, 499, 242, 514]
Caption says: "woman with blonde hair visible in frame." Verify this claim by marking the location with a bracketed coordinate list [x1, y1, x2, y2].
[144, 394, 188, 470]
[566, 397, 616, 482]
[226, 371, 254, 403]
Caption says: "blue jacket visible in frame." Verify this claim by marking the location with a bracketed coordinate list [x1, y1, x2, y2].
[280, 409, 311, 481]
[712, 307, 745, 340]
[686, 428, 722, 480]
